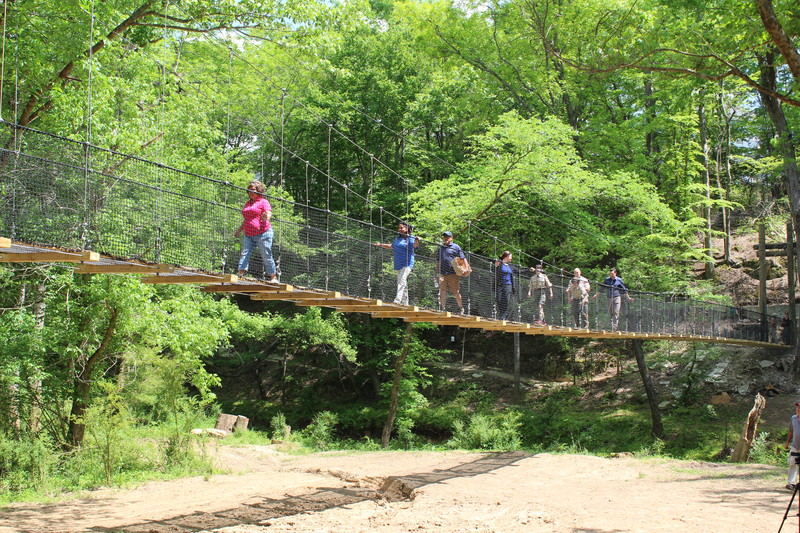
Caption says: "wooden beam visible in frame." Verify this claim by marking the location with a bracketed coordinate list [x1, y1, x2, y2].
[0, 238, 10, 248]
[416, 317, 483, 325]
[295, 299, 382, 307]
[0, 250, 100, 263]
[327, 304, 388, 312]
[74, 263, 175, 274]
[201, 283, 294, 293]
[142, 274, 238, 284]
[251, 290, 342, 301]
[370, 308, 425, 317]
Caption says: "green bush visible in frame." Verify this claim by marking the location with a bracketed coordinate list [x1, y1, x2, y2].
[447, 411, 522, 450]
[0, 435, 56, 497]
[303, 411, 339, 450]
[749, 432, 783, 465]
[270, 412, 290, 441]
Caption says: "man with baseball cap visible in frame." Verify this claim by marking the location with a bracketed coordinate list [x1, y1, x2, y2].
[528, 264, 553, 325]
[436, 231, 466, 314]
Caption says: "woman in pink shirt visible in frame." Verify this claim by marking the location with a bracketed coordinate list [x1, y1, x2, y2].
[235, 180, 277, 281]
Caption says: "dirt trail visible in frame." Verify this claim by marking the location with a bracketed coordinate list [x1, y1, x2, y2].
[0, 446, 792, 533]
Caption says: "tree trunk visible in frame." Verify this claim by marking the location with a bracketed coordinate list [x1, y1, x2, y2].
[632, 340, 664, 439]
[699, 101, 715, 279]
[759, 49, 800, 358]
[717, 87, 733, 263]
[759, 51, 800, 279]
[30, 281, 46, 434]
[730, 393, 767, 462]
[381, 323, 415, 448]
[66, 304, 117, 449]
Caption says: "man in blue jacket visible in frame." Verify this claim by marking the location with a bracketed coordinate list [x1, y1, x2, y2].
[594, 268, 633, 331]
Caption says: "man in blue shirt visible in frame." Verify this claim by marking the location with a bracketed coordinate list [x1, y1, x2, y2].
[436, 231, 466, 314]
[593, 268, 633, 331]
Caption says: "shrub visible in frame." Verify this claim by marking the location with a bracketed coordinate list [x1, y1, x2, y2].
[0, 435, 56, 496]
[303, 411, 339, 450]
[270, 412, 291, 441]
[447, 411, 522, 450]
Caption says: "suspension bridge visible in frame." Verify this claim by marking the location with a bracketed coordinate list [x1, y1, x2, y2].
[0, 123, 781, 348]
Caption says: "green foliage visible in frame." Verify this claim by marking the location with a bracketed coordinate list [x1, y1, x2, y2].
[447, 411, 522, 450]
[749, 432, 783, 466]
[0, 435, 56, 497]
[81, 382, 134, 485]
[302, 411, 339, 450]
[270, 412, 291, 441]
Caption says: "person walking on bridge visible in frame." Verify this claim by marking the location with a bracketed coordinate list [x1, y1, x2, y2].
[374, 221, 419, 305]
[593, 268, 633, 331]
[436, 231, 467, 314]
[495, 251, 515, 321]
[567, 268, 590, 328]
[235, 180, 277, 282]
[528, 264, 553, 325]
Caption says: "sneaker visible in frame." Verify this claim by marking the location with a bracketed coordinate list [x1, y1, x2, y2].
[787, 483, 796, 491]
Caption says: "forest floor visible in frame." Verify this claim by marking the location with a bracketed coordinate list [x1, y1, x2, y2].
[0, 443, 793, 533]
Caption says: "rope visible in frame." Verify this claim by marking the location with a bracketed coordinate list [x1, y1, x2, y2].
[0, 0, 7, 121]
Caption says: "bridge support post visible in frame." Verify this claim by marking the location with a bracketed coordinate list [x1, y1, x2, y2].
[513, 332, 520, 400]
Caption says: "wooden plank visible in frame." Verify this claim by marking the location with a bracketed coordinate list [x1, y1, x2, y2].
[370, 308, 425, 317]
[295, 299, 382, 307]
[415, 317, 483, 325]
[0, 250, 100, 263]
[327, 304, 388, 312]
[251, 290, 342, 301]
[0, 238, 10, 248]
[202, 283, 294, 293]
[142, 274, 238, 284]
[74, 263, 175, 274]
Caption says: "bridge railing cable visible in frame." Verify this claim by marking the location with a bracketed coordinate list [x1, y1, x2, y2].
[0, 123, 770, 343]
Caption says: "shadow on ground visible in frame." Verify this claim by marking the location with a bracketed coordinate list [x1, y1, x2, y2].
[88, 451, 532, 533]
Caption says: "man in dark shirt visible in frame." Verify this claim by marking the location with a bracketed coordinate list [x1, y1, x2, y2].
[436, 231, 466, 313]
[594, 268, 633, 331]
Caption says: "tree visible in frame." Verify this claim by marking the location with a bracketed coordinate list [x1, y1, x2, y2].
[632, 340, 664, 439]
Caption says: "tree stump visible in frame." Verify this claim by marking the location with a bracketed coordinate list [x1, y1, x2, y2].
[215, 413, 249, 433]
[215, 413, 238, 433]
[234, 415, 249, 432]
[730, 393, 767, 462]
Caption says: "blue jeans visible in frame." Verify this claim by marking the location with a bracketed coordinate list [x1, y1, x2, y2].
[497, 284, 513, 320]
[238, 229, 276, 276]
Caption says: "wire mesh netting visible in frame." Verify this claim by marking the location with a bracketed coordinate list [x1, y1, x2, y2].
[0, 123, 773, 343]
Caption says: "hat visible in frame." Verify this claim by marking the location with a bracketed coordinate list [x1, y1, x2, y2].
[535, 264, 543, 270]
[795, 402, 800, 407]
[442, 231, 453, 237]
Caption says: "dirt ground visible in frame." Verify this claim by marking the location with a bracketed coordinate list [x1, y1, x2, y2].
[0, 444, 796, 533]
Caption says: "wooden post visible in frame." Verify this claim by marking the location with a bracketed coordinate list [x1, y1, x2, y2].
[513, 332, 521, 400]
[730, 393, 767, 462]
